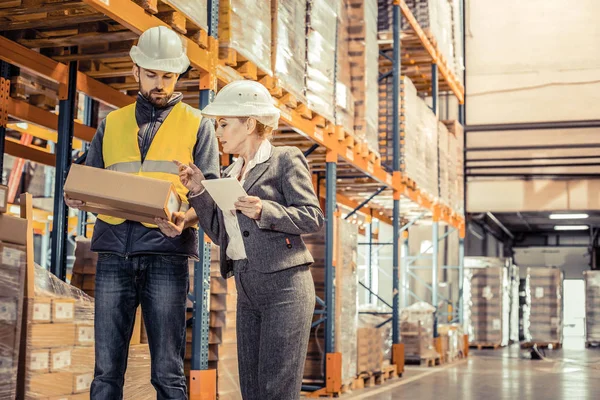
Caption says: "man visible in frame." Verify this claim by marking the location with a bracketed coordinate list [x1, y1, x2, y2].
[65, 26, 219, 399]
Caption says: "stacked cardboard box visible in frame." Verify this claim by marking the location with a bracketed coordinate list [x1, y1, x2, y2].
[335, 0, 356, 136]
[272, 0, 307, 103]
[185, 245, 241, 399]
[304, 218, 358, 385]
[442, 120, 465, 214]
[0, 233, 27, 399]
[584, 271, 600, 344]
[219, 0, 272, 75]
[356, 328, 383, 374]
[400, 302, 437, 360]
[161, 0, 209, 32]
[438, 121, 450, 207]
[306, 0, 339, 123]
[347, 0, 379, 153]
[379, 76, 438, 197]
[438, 324, 464, 362]
[70, 238, 97, 298]
[464, 264, 510, 347]
[525, 268, 563, 344]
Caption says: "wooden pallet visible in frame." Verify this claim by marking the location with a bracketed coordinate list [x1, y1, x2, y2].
[469, 343, 502, 351]
[405, 355, 441, 367]
[521, 342, 562, 350]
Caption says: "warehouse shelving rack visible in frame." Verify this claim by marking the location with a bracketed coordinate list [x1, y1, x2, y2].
[0, 0, 466, 397]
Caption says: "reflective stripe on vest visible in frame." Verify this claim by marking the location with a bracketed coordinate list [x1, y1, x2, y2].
[99, 101, 202, 228]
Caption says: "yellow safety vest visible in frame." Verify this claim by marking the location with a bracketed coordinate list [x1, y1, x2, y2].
[99, 101, 202, 228]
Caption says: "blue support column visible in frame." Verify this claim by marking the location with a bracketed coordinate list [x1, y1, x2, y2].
[325, 158, 336, 354]
[402, 237, 409, 309]
[432, 221, 439, 337]
[391, 0, 401, 346]
[50, 55, 77, 281]
[432, 63, 439, 116]
[0, 61, 10, 183]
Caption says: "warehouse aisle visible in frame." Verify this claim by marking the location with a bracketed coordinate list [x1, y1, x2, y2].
[342, 346, 600, 400]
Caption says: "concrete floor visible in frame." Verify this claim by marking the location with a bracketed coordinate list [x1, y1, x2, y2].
[343, 345, 600, 400]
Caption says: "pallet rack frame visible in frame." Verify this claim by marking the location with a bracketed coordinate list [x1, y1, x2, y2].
[0, 0, 467, 397]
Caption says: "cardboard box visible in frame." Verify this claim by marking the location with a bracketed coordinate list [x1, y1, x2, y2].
[28, 298, 52, 324]
[0, 213, 28, 246]
[28, 324, 76, 349]
[64, 164, 182, 225]
[70, 347, 94, 372]
[0, 185, 7, 214]
[27, 349, 50, 373]
[0, 297, 19, 324]
[50, 348, 72, 372]
[52, 299, 76, 323]
[72, 372, 93, 393]
[74, 324, 94, 346]
[27, 372, 74, 397]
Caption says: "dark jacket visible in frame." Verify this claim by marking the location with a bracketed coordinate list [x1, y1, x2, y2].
[86, 93, 220, 258]
[189, 146, 324, 278]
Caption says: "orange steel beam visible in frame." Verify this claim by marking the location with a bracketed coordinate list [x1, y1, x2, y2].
[7, 97, 96, 142]
[8, 123, 84, 150]
[82, 0, 214, 77]
[7, 134, 32, 203]
[5, 138, 56, 167]
[399, 1, 464, 104]
[0, 35, 133, 108]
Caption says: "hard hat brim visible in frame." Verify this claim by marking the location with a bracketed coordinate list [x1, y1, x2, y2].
[130, 46, 190, 74]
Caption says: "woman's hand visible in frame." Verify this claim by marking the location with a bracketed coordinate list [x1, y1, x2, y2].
[235, 196, 263, 220]
[173, 160, 205, 195]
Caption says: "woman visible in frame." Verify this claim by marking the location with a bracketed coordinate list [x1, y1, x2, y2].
[176, 80, 324, 399]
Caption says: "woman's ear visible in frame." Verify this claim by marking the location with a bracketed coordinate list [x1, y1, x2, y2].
[246, 117, 257, 135]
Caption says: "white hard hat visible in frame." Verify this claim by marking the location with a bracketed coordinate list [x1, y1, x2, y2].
[130, 26, 190, 74]
[201, 80, 281, 129]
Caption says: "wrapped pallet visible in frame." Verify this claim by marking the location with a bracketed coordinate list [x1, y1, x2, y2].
[219, 0, 272, 74]
[584, 271, 600, 346]
[438, 324, 464, 362]
[0, 235, 27, 399]
[525, 268, 563, 345]
[347, 0, 379, 152]
[400, 302, 437, 361]
[438, 121, 450, 207]
[335, 0, 356, 136]
[272, 0, 307, 102]
[161, 0, 208, 32]
[463, 259, 510, 348]
[378, 76, 438, 196]
[70, 237, 97, 298]
[306, 0, 339, 123]
[21, 265, 154, 399]
[303, 218, 358, 386]
[442, 120, 465, 214]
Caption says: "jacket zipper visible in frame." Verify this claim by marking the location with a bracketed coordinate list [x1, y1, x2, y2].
[140, 107, 156, 162]
[124, 221, 133, 259]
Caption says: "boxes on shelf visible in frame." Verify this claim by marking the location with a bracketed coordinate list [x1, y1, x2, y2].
[584, 271, 600, 345]
[0, 240, 27, 399]
[347, 0, 379, 153]
[304, 218, 358, 385]
[441, 120, 465, 215]
[463, 259, 510, 347]
[64, 164, 183, 226]
[305, 0, 339, 123]
[335, 0, 356, 136]
[400, 302, 438, 360]
[0, 184, 7, 213]
[219, 0, 272, 75]
[70, 237, 97, 298]
[271, 0, 307, 103]
[160, 0, 209, 32]
[525, 267, 563, 344]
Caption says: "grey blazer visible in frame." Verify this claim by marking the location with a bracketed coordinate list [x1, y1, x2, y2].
[189, 145, 325, 278]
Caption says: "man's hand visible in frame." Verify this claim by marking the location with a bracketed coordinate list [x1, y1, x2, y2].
[155, 212, 185, 238]
[234, 196, 263, 220]
[173, 160, 205, 195]
[64, 193, 85, 210]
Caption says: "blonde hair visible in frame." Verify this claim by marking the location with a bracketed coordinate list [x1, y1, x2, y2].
[238, 117, 274, 139]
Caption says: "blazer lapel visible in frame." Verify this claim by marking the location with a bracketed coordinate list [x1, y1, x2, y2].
[243, 162, 270, 192]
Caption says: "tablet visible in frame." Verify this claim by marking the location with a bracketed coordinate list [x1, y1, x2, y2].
[201, 178, 248, 211]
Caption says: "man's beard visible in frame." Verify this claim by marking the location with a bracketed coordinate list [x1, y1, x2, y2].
[141, 87, 171, 108]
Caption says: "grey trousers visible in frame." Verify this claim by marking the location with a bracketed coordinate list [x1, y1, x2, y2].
[233, 260, 315, 400]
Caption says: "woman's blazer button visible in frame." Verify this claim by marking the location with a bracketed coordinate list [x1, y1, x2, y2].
[243, 231, 250, 237]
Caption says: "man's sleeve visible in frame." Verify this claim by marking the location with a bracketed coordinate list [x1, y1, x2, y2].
[193, 118, 220, 180]
[85, 118, 106, 169]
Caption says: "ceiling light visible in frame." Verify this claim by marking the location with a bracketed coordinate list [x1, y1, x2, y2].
[554, 225, 589, 231]
[549, 213, 589, 220]
[16, 122, 29, 130]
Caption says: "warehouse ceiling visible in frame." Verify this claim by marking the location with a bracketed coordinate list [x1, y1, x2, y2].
[471, 211, 600, 236]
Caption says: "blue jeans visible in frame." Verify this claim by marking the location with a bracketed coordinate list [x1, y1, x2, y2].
[90, 254, 189, 400]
